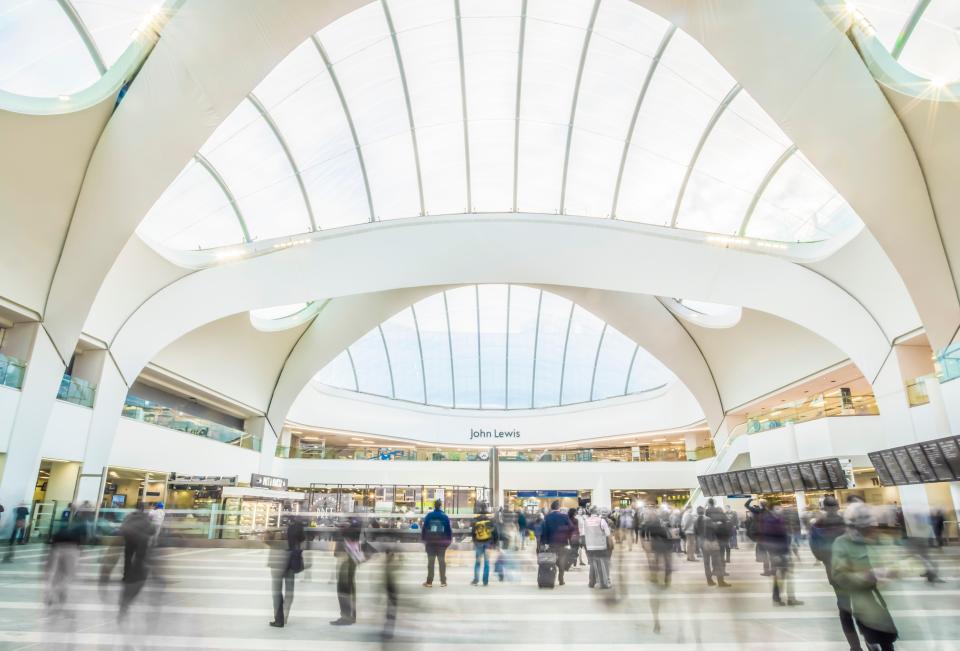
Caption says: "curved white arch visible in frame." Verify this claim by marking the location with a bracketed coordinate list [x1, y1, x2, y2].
[264, 284, 720, 437]
[107, 216, 889, 409]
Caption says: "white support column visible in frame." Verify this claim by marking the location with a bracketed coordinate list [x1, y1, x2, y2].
[592, 475, 611, 510]
[75, 350, 128, 503]
[923, 377, 952, 435]
[872, 347, 931, 536]
[248, 417, 277, 475]
[0, 323, 65, 521]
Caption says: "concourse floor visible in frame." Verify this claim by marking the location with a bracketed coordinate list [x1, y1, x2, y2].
[0, 541, 956, 649]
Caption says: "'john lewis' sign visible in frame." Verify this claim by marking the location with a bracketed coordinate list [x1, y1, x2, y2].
[469, 428, 520, 441]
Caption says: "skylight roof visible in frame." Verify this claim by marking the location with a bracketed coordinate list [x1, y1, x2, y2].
[138, 0, 861, 251]
[313, 284, 674, 410]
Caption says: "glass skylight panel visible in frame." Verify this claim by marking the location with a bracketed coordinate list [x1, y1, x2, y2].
[380, 308, 426, 403]
[676, 92, 785, 235]
[592, 0, 670, 57]
[138, 160, 245, 250]
[445, 287, 480, 408]
[200, 99, 311, 241]
[746, 152, 857, 242]
[516, 16, 587, 212]
[388, 0, 454, 33]
[300, 151, 371, 229]
[349, 328, 394, 398]
[657, 29, 735, 103]
[397, 17, 467, 214]
[252, 40, 323, 109]
[527, 0, 594, 28]
[506, 286, 539, 409]
[559, 305, 604, 405]
[627, 346, 673, 394]
[327, 33, 420, 220]
[72, 0, 156, 68]
[590, 327, 636, 400]
[458, 0, 517, 18]
[616, 34, 725, 225]
[315, 351, 358, 391]
[899, 0, 960, 81]
[533, 292, 572, 408]
[413, 294, 454, 407]
[478, 284, 508, 408]
[564, 32, 654, 217]
[0, 0, 99, 96]
[460, 13, 519, 211]
[320, 0, 391, 63]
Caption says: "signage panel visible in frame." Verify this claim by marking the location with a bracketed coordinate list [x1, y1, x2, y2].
[720, 474, 735, 496]
[906, 445, 938, 483]
[736, 471, 752, 495]
[892, 448, 922, 484]
[940, 438, 960, 478]
[798, 463, 817, 490]
[868, 452, 895, 486]
[810, 461, 832, 490]
[697, 476, 709, 494]
[764, 467, 783, 493]
[250, 473, 288, 491]
[823, 459, 845, 489]
[879, 450, 907, 485]
[775, 466, 795, 492]
[921, 442, 955, 482]
[757, 469, 773, 493]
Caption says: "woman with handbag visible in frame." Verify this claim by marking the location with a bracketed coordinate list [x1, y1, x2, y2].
[269, 515, 305, 628]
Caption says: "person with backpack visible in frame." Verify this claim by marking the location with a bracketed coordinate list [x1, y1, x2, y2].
[584, 506, 612, 589]
[697, 504, 730, 587]
[540, 501, 574, 586]
[421, 500, 452, 588]
[811, 496, 864, 651]
[471, 504, 499, 586]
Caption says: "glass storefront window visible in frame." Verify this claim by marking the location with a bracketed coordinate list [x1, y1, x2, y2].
[0, 352, 26, 389]
[57, 373, 96, 407]
[935, 343, 960, 383]
[745, 392, 879, 433]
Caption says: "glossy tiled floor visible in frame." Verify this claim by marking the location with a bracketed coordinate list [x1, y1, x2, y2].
[0, 540, 956, 649]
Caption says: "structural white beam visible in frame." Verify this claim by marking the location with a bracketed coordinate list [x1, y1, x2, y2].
[193, 153, 251, 242]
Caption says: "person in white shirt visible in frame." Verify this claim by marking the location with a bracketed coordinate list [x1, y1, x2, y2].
[583, 507, 612, 589]
[148, 503, 165, 544]
[681, 506, 697, 562]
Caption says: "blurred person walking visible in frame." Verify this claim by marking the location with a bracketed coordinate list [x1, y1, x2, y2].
[471, 504, 499, 586]
[811, 496, 864, 651]
[148, 502, 165, 545]
[566, 507, 582, 570]
[331, 518, 374, 625]
[3, 502, 29, 562]
[540, 501, 574, 585]
[724, 504, 739, 551]
[618, 508, 635, 551]
[44, 512, 87, 612]
[698, 501, 729, 587]
[766, 505, 802, 606]
[681, 505, 697, 561]
[421, 499, 452, 587]
[118, 509, 154, 619]
[269, 513, 305, 628]
[745, 497, 772, 575]
[832, 502, 899, 651]
[584, 506, 612, 589]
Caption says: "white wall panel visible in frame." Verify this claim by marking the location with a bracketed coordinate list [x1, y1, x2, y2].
[0, 388, 19, 453]
[41, 400, 92, 461]
[940, 380, 960, 434]
[110, 418, 261, 479]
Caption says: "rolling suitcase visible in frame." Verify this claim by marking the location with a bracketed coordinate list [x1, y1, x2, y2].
[537, 551, 557, 588]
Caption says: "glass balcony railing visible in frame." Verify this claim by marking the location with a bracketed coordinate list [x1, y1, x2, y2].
[276, 442, 715, 462]
[276, 445, 489, 461]
[935, 343, 960, 383]
[905, 376, 933, 407]
[56, 374, 96, 407]
[0, 353, 26, 389]
[500, 443, 703, 462]
[746, 393, 879, 434]
[122, 395, 261, 451]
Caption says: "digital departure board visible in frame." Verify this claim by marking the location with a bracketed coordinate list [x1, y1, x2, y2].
[868, 435, 960, 486]
[697, 457, 850, 496]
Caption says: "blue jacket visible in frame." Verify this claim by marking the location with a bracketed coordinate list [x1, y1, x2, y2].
[422, 509, 452, 545]
[540, 510, 574, 546]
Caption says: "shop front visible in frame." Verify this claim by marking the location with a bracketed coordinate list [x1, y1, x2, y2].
[505, 489, 590, 513]
[611, 489, 690, 510]
[305, 483, 488, 515]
